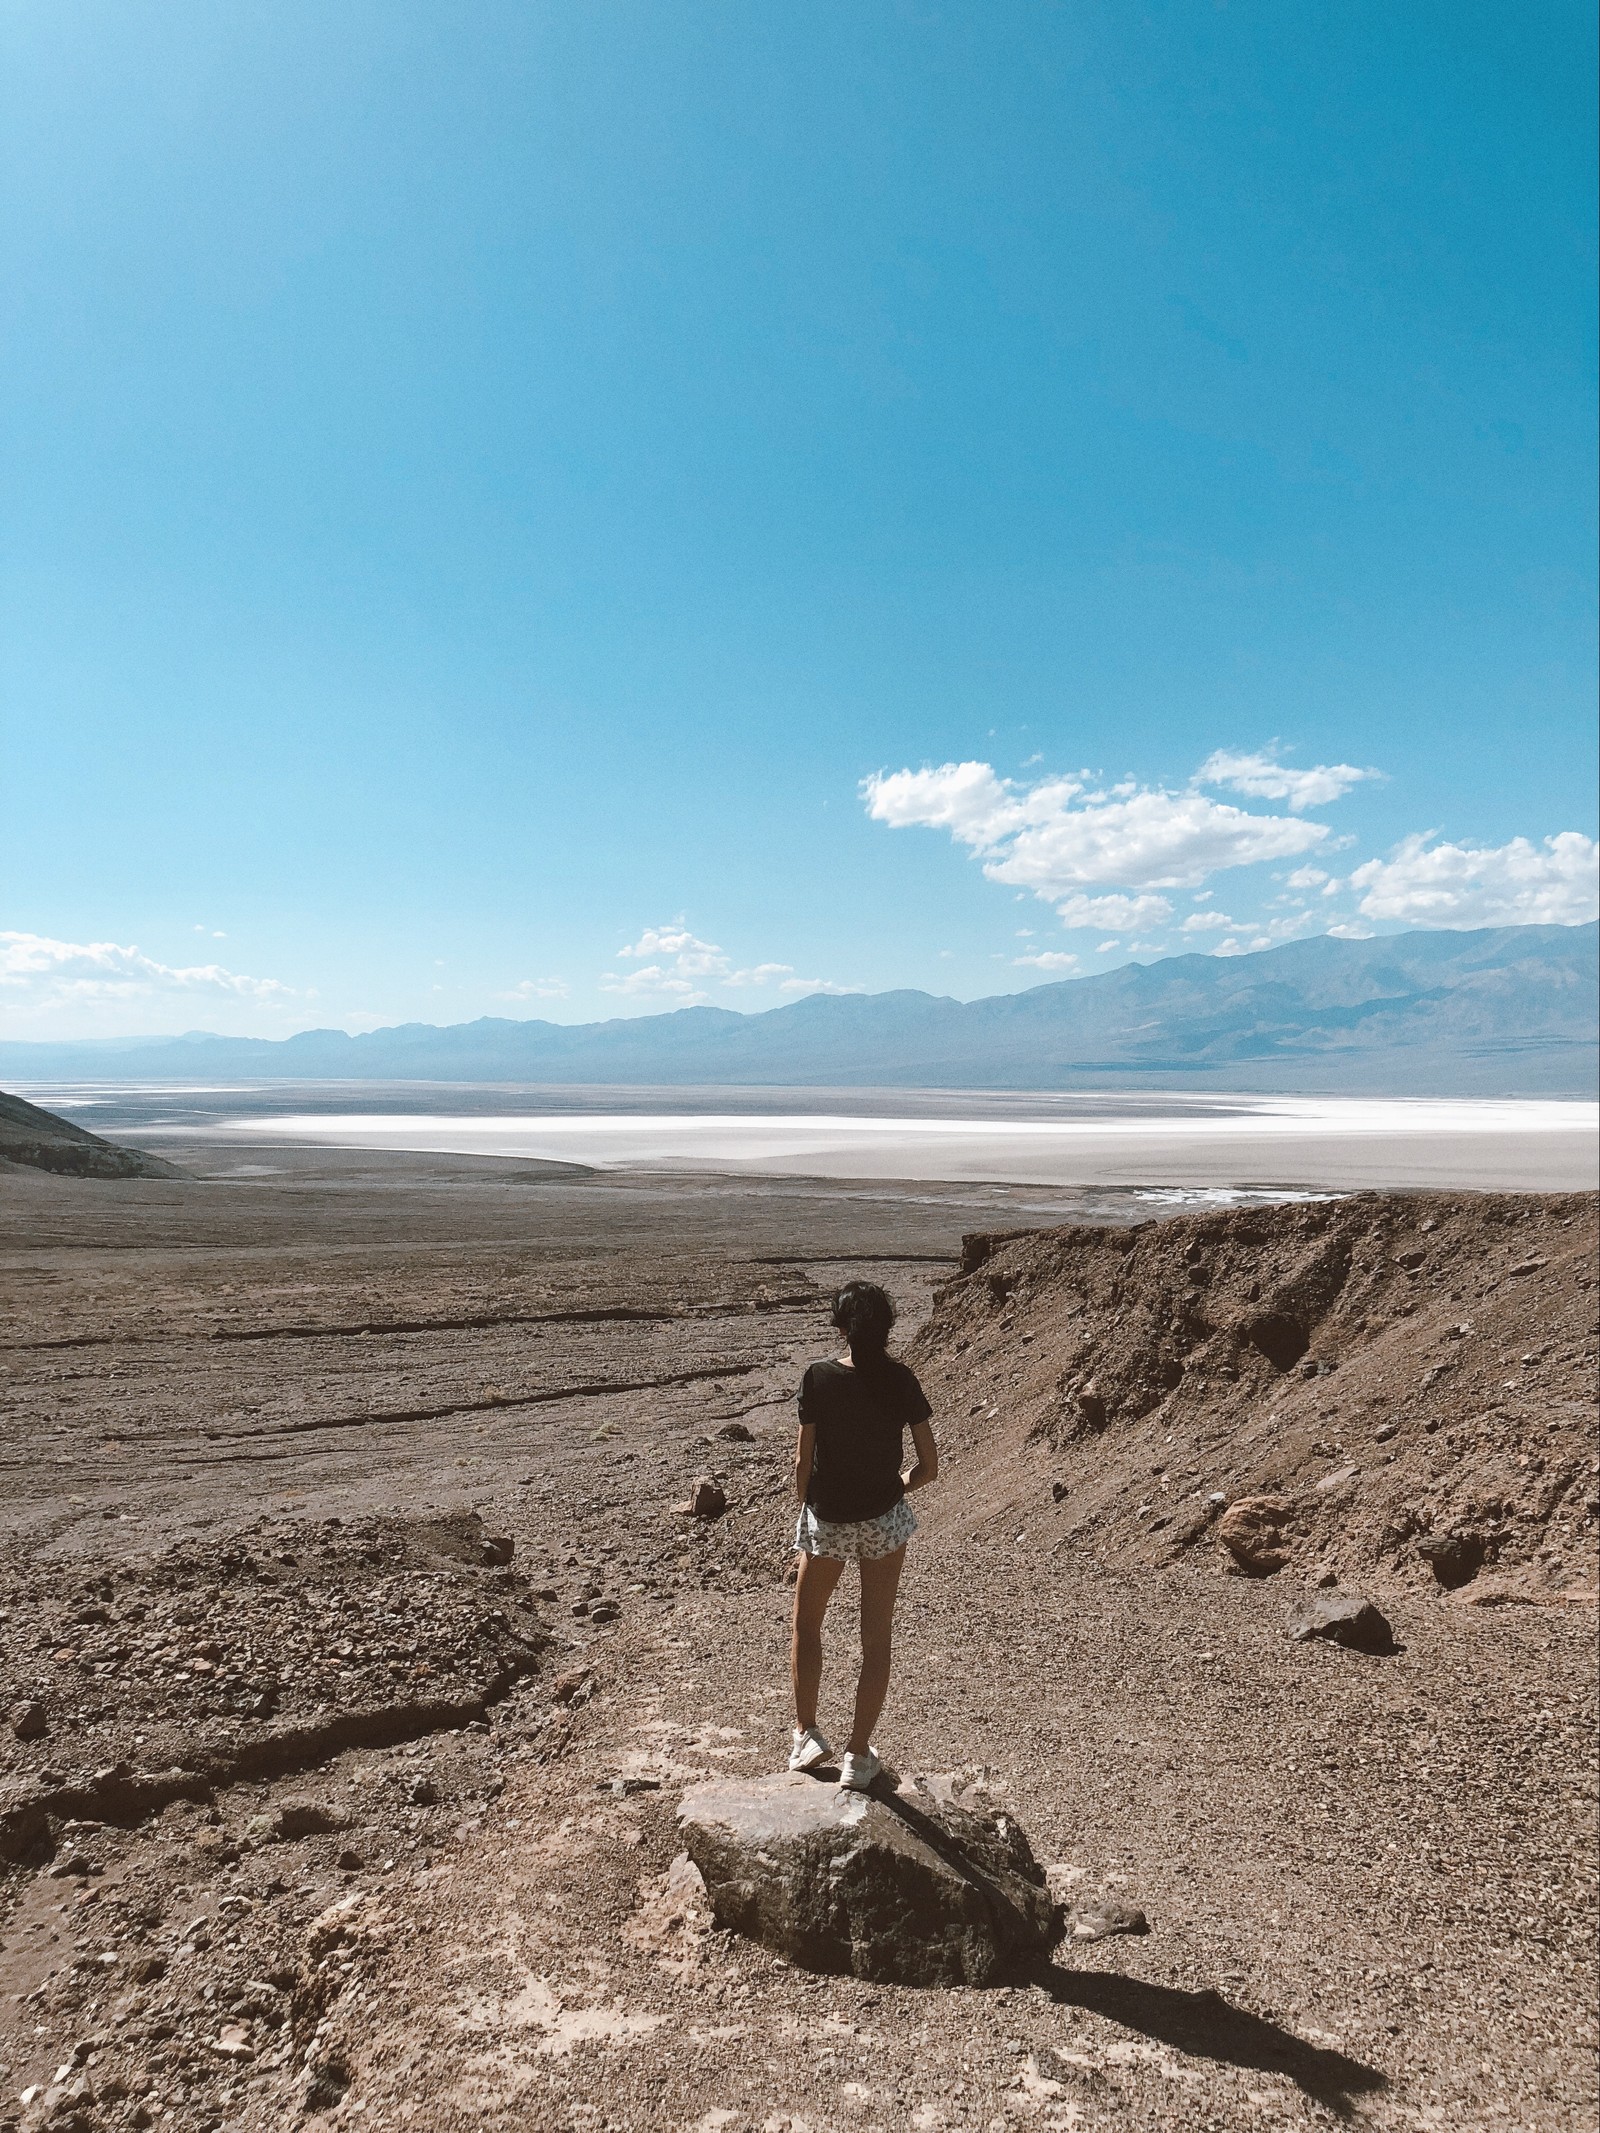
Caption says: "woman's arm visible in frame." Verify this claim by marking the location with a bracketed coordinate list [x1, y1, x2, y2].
[793, 1422, 816, 1504]
[903, 1419, 939, 1492]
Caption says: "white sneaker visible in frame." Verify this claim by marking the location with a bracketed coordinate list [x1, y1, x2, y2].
[788, 1725, 832, 1772]
[838, 1748, 882, 1792]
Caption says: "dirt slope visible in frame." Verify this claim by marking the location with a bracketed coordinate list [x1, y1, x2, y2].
[0, 1094, 188, 1183]
[909, 1191, 1598, 1603]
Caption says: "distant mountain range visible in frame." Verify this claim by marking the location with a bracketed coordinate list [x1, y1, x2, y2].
[3, 924, 1596, 1097]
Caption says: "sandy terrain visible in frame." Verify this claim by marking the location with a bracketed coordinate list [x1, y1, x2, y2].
[0, 1141, 1595, 2133]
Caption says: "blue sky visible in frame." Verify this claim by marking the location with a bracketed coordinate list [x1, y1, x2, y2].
[3, 0, 1596, 1037]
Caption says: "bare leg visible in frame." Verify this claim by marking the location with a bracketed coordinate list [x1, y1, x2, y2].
[791, 1552, 847, 1732]
[847, 1546, 907, 1755]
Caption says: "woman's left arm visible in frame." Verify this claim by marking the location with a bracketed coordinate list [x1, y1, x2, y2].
[793, 1423, 817, 1504]
[903, 1419, 939, 1492]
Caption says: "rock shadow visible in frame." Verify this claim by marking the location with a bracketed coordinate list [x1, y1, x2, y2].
[1032, 1963, 1387, 2117]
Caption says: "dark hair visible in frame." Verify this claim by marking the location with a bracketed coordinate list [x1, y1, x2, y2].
[832, 1280, 896, 1372]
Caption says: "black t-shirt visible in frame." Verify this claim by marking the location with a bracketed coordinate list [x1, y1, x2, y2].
[798, 1357, 933, 1524]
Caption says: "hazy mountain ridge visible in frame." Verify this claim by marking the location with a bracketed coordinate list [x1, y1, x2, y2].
[2, 923, 1595, 1096]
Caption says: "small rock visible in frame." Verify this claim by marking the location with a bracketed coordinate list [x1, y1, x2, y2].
[551, 1668, 592, 1706]
[1314, 1463, 1360, 1495]
[1288, 1588, 1396, 1655]
[480, 1535, 515, 1567]
[1313, 1567, 1339, 1589]
[1215, 1496, 1291, 1576]
[1373, 1421, 1399, 1443]
[9, 1699, 46, 1741]
[47, 1850, 92, 1878]
[716, 1422, 755, 1442]
[272, 1799, 348, 1841]
[1205, 1490, 1228, 1511]
[408, 1777, 439, 1807]
[589, 1600, 620, 1624]
[598, 1776, 662, 1797]
[1050, 1481, 1069, 1504]
[1074, 1388, 1106, 1430]
[336, 1848, 364, 1871]
[1065, 1901, 1149, 1942]
[685, 1477, 727, 1520]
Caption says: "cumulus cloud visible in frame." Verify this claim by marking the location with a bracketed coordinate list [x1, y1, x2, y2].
[603, 924, 845, 1005]
[1350, 832, 1599, 929]
[1012, 950, 1079, 972]
[1180, 910, 1235, 932]
[0, 931, 294, 1032]
[862, 762, 1327, 910]
[1195, 749, 1377, 812]
[501, 977, 569, 1002]
[1051, 891, 1173, 932]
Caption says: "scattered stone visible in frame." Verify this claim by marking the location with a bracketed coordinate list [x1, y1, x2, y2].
[678, 1771, 1060, 1985]
[589, 1600, 621, 1623]
[407, 1777, 439, 1808]
[716, 1422, 755, 1442]
[1374, 1421, 1399, 1443]
[1215, 1495, 1291, 1576]
[551, 1668, 592, 1706]
[9, 1698, 47, 1741]
[598, 1776, 662, 1796]
[1064, 1900, 1149, 1942]
[272, 1798, 349, 1841]
[479, 1535, 516, 1567]
[1051, 1481, 1069, 1503]
[337, 1848, 365, 1871]
[684, 1477, 727, 1520]
[1288, 1588, 1396, 1655]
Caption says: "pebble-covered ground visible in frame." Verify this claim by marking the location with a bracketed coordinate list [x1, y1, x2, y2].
[0, 1150, 1594, 2133]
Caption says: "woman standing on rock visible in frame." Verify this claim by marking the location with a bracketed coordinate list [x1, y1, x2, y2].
[788, 1280, 938, 1791]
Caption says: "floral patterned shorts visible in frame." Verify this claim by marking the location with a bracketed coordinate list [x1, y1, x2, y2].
[794, 1497, 918, 1561]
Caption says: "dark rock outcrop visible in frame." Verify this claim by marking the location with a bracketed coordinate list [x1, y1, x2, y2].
[677, 1771, 1060, 1985]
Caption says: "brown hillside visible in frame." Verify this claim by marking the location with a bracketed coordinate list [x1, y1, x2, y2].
[909, 1190, 1599, 1603]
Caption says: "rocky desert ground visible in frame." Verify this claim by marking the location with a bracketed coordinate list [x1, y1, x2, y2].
[0, 1137, 1595, 2133]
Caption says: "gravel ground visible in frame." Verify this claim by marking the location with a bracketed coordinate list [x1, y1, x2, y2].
[0, 1150, 1594, 2133]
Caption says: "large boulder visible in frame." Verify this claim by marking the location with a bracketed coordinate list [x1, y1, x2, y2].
[676, 1771, 1060, 1985]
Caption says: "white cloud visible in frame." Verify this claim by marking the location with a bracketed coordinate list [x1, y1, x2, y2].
[616, 926, 729, 977]
[1350, 832, 1599, 929]
[1196, 749, 1377, 812]
[1180, 910, 1235, 932]
[1052, 891, 1173, 932]
[1283, 866, 1329, 890]
[0, 931, 294, 1034]
[863, 761, 1326, 907]
[604, 923, 844, 1004]
[1013, 950, 1079, 972]
[600, 964, 708, 1004]
[501, 977, 569, 1002]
